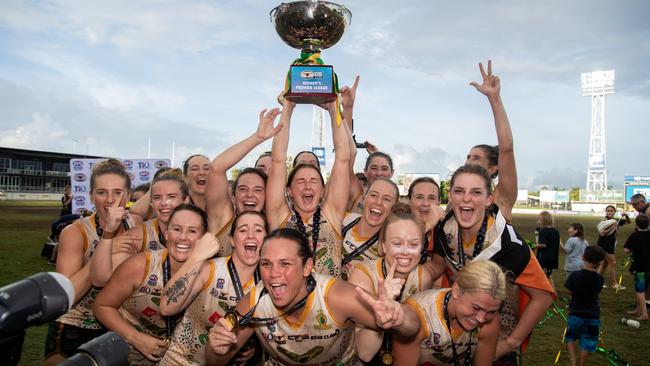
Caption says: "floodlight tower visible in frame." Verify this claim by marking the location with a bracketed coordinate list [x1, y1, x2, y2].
[311, 105, 326, 148]
[581, 70, 614, 192]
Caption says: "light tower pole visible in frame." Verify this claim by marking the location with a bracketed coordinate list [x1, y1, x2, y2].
[310, 105, 327, 169]
[581, 70, 614, 192]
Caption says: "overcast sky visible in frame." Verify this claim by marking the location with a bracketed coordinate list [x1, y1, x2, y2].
[1, 0, 648, 190]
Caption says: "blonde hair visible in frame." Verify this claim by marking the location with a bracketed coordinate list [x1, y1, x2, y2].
[90, 158, 130, 192]
[456, 260, 507, 301]
[537, 211, 554, 228]
[378, 203, 424, 256]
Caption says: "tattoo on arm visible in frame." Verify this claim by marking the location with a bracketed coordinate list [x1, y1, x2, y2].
[164, 268, 199, 305]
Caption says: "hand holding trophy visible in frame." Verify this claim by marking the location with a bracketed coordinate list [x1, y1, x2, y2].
[270, 0, 351, 111]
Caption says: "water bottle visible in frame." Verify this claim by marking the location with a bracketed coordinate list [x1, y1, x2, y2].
[621, 317, 640, 328]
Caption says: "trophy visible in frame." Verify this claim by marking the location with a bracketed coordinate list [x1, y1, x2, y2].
[271, 1, 351, 105]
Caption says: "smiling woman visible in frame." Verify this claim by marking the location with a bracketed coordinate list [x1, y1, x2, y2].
[393, 260, 507, 366]
[93, 204, 214, 364]
[44, 159, 141, 364]
[265, 96, 353, 279]
[205, 228, 421, 366]
[432, 164, 554, 364]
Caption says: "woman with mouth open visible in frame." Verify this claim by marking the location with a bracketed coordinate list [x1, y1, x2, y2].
[158, 211, 268, 365]
[340, 178, 400, 278]
[432, 165, 554, 364]
[393, 260, 507, 366]
[205, 108, 282, 257]
[266, 96, 353, 279]
[205, 228, 421, 366]
[94, 204, 215, 364]
[347, 206, 434, 364]
[90, 169, 190, 287]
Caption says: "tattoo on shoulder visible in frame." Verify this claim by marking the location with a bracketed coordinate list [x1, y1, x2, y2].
[164, 268, 199, 305]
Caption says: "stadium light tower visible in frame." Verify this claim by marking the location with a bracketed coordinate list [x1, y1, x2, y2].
[581, 70, 614, 192]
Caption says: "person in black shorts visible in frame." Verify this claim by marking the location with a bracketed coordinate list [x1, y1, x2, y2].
[564, 245, 606, 366]
[596, 205, 630, 290]
[623, 214, 650, 320]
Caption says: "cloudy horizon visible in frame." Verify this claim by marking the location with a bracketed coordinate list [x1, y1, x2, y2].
[1, 0, 648, 190]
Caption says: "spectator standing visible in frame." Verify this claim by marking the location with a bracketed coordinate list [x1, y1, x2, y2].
[535, 211, 560, 289]
[560, 223, 588, 277]
[564, 246, 606, 366]
[623, 214, 650, 320]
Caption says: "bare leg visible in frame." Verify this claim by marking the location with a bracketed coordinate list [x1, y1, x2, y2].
[637, 292, 648, 320]
[567, 341, 577, 366]
[606, 253, 617, 287]
[578, 349, 590, 366]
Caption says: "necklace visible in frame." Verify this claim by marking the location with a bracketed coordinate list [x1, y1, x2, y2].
[293, 205, 321, 261]
[456, 214, 489, 268]
[443, 291, 474, 366]
[226, 275, 316, 330]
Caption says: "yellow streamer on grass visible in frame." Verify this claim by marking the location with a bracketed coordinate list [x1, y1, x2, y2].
[554, 327, 567, 364]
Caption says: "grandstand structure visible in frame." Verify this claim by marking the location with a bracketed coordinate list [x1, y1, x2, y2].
[0, 147, 101, 196]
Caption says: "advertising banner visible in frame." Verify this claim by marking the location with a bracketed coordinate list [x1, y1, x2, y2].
[70, 158, 170, 214]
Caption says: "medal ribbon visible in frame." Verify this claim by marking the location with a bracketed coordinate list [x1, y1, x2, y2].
[341, 218, 380, 267]
[227, 257, 260, 301]
[234, 275, 317, 328]
[157, 222, 166, 248]
[443, 291, 473, 366]
[162, 254, 181, 338]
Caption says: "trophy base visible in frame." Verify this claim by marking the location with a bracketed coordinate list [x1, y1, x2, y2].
[286, 92, 337, 105]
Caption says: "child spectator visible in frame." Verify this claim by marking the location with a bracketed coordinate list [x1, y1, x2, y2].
[623, 213, 650, 320]
[561, 223, 589, 277]
[564, 245, 606, 366]
[535, 211, 560, 288]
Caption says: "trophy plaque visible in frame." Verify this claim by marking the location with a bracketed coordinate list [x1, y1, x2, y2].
[271, 1, 351, 105]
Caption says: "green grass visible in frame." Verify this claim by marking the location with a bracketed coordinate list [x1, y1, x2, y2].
[0, 204, 57, 365]
[513, 214, 645, 366]
[1, 205, 647, 365]
[0, 200, 60, 207]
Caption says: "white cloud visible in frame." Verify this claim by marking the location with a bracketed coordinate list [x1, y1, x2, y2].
[0, 113, 68, 150]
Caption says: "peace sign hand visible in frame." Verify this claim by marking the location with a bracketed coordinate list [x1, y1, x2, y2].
[382, 259, 405, 301]
[255, 108, 283, 140]
[356, 284, 405, 330]
[470, 60, 500, 98]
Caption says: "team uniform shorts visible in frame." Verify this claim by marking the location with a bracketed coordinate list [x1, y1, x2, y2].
[564, 315, 600, 352]
[634, 272, 650, 293]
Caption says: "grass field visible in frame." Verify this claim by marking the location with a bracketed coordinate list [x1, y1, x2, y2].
[0, 202, 646, 365]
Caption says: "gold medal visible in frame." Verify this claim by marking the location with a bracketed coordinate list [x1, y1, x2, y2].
[225, 310, 239, 330]
[380, 350, 394, 365]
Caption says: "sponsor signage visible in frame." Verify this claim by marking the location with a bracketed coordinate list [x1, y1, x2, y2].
[70, 158, 170, 214]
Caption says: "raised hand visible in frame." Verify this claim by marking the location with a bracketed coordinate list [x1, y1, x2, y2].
[356, 285, 404, 330]
[189, 233, 221, 262]
[132, 333, 169, 362]
[382, 259, 405, 300]
[209, 317, 238, 355]
[255, 108, 283, 140]
[340, 75, 360, 110]
[104, 199, 127, 237]
[470, 60, 500, 98]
